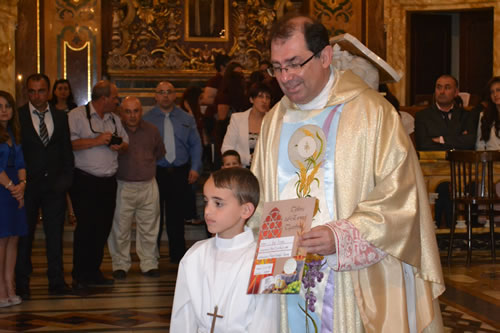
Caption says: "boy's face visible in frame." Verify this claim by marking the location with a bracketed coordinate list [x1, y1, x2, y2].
[222, 155, 241, 169]
[203, 177, 253, 239]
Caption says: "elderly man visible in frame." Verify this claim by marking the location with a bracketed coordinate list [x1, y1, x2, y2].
[68, 80, 128, 290]
[415, 75, 477, 151]
[143, 81, 202, 263]
[108, 97, 165, 280]
[16, 74, 74, 299]
[250, 14, 445, 332]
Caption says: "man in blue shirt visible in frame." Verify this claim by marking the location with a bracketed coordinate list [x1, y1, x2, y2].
[143, 81, 202, 263]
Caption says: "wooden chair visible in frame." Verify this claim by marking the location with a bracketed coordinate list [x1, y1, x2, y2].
[447, 150, 500, 265]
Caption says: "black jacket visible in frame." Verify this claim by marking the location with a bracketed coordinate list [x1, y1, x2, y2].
[18, 103, 74, 192]
[415, 104, 477, 151]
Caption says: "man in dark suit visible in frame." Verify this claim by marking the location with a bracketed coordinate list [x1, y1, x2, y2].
[15, 74, 74, 299]
[415, 75, 477, 151]
[415, 74, 477, 228]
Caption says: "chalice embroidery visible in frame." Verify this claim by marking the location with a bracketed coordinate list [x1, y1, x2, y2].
[288, 125, 326, 199]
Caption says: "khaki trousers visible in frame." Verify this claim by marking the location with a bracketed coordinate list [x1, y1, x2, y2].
[108, 179, 160, 272]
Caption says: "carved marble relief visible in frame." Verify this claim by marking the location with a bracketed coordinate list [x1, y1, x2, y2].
[0, 0, 18, 96]
[313, 0, 353, 36]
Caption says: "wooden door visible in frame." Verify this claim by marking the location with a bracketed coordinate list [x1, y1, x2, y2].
[409, 13, 452, 106]
[459, 9, 494, 105]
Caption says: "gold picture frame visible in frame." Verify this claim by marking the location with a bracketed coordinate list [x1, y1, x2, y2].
[184, 0, 229, 42]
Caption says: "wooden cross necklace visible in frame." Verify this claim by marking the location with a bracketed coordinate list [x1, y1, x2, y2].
[207, 305, 223, 333]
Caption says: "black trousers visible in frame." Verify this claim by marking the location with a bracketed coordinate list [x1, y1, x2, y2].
[156, 164, 189, 263]
[16, 182, 67, 289]
[70, 169, 117, 281]
[435, 182, 453, 228]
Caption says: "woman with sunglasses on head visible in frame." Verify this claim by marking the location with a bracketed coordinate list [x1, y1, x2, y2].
[0, 90, 27, 307]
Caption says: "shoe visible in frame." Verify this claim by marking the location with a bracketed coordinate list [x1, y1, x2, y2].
[49, 284, 73, 295]
[0, 298, 11, 308]
[142, 269, 160, 277]
[71, 280, 88, 291]
[8, 295, 22, 306]
[87, 275, 114, 286]
[16, 287, 30, 300]
[112, 270, 127, 280]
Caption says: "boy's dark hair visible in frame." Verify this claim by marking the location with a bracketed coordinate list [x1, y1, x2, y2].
[211, 168, 260, 209]
[222, 149, 242, 164]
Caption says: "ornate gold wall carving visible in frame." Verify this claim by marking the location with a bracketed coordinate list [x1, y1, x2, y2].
[0, 0, 18, 96]
[107, 0, 279, 73]
[313, 0, 359, 38]
[106, 0, 361, 78]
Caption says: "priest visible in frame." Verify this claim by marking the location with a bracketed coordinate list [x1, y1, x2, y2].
[250, 13, 445, 332]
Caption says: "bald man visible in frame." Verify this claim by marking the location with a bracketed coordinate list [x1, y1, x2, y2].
[143, 81, 202, 263]
[68, 80, 129, 289]
[107, 97, 165, 279]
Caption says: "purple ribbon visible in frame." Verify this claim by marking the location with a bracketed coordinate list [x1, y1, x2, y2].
[320, 270, 335, 333]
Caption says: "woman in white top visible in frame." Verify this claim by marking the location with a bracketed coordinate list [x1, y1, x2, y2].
[221, 83, 271, 168]
[476, 77, 500, 150]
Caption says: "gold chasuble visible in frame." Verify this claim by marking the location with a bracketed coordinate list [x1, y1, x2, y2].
[250, 69, 445, 332]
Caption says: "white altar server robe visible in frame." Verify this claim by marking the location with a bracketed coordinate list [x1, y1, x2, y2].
[170, 228, 279, 333]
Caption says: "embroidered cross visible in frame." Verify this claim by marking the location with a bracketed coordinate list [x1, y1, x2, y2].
[207, 305, 223, 333]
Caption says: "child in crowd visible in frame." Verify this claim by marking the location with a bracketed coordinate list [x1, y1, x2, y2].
[221, 149, 242, 169]
[170, 168, 278, 332]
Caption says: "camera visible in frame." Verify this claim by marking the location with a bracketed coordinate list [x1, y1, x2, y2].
[109, 135, 123, 146]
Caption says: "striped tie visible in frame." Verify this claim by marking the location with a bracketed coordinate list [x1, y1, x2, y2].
[36, 110, 49, 146]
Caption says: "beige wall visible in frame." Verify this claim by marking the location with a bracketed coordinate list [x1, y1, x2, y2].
[385, 0, 500, 105]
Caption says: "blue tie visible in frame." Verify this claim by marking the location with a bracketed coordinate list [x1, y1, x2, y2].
[164, 112, 176, 163]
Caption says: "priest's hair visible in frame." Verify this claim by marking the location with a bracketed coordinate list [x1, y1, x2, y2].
[210, 168, 260, 209]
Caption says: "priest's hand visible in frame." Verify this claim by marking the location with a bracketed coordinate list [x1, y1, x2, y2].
[299, 225, 336, 255]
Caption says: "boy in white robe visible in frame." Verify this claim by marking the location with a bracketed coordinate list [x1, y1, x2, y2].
[170, 168, 279, 333]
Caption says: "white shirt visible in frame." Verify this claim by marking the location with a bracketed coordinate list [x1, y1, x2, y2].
[29, 102, 54, 139]
[68, 103, 129, 177]
[171, 228, 279, 333]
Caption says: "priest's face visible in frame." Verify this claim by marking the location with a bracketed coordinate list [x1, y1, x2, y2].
[270, 30, 332, 105]
[203, 176, 253, 239]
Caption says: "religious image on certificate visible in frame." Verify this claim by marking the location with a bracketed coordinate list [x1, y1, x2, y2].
[247, 197, 316, 294]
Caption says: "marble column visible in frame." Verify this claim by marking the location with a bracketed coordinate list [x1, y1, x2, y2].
[0, 1, 18, 97]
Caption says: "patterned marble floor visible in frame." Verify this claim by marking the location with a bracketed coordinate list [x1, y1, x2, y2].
[0, 232, 498, 332]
